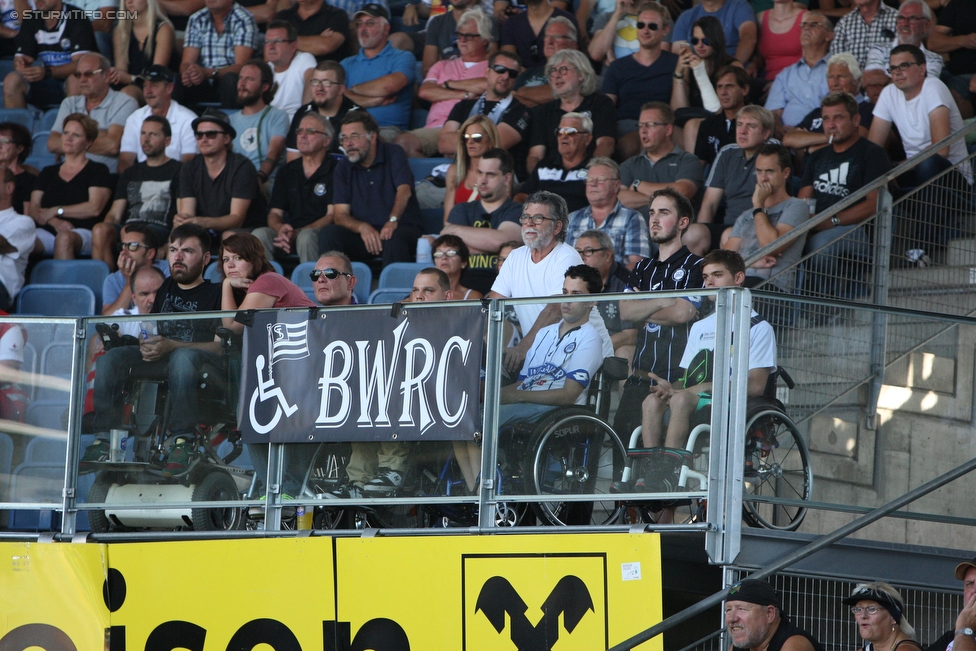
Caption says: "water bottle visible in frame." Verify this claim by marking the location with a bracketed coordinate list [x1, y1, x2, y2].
[416, 237, 432, 264]
[140, 321, 154, 340]
[296, 505, 313, 530]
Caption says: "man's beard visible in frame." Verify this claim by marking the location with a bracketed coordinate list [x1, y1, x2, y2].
[238, 90, 261, 107]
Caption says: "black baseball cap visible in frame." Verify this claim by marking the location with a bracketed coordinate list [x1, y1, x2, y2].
[141, 65, 174, 83]
[727, 579, 781, 609]
[191, 108, 236, 139]
[353, 3, 390, 21]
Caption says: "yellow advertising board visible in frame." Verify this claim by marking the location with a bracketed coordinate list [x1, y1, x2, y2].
[0, 533, 660, 651]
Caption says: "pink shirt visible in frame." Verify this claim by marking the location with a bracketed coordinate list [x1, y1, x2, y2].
[248, 272, 316, 308]
[424, 58, 489, 127]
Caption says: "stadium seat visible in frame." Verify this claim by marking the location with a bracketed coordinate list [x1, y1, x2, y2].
[0, 108, 33, 132]
[378, 262, 427, 289]
[31, 130, 50, 157]
[0, 431, 13, 493]
[8, 462, 64, 531]
[37, 108, 59, 132]
[16, 285, 96, 317]
[369, 287, 411, 304]
[408, 157, 451, 183]
[26, 400, 70, 433]
[30, 259, 109, 313]
[23, 155, 56, 171]
[290, 261, 371, 305]
[24, 435, 66, 463]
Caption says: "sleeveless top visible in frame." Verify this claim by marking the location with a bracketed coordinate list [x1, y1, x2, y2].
[455, 182, 477, 205]
[758, 10, 805, 81]
[734, 619, 825, 651]
[127, 19, 165, 76]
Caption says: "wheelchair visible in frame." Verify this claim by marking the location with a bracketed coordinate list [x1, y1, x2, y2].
[620, 366, 813, 531]
[86, 327, 254, 533]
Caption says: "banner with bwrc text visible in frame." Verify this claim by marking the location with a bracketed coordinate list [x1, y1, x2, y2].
[0, 533, 661, 651]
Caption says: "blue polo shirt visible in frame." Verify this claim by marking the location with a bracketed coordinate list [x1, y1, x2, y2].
[341, 42, 417, 129]
[333, 141, 421, 228]
[764, 56, 831, 127]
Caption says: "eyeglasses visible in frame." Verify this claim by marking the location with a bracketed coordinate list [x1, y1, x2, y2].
[338, 132, 369, 143]
[0, 138, 12, 145]
[896, 14, 927, 22]
[635, 21, 659, 31]
[71, 68, 103, 78]
[850, 606, 882, 616]
[490, 63, 519, 78]
[310, 78, 340, 88]
[432, 249, 460, 259]
[310, 268, 352, 281]
[194, 130, 225, 140]
[888, 61, 920, 74]
[265, 38, 295, 45]
[638, 120, 668, 130]
[120, 241, 152, 252]
[296, 127, 327, 136]
[576, 246, 607, 257]
[463, 132, 485, 142]
[455, 31, 481, 40]
[690, 37, 711, 46]
[519, 213, 555, 225]
[548, 65, 576, 77]
[585, 176, 617, 185]
[555, 126, 587, 136]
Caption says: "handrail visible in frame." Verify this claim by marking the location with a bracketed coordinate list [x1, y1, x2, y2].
[607, 454, 976, 651]
[743, 119, 976, 267]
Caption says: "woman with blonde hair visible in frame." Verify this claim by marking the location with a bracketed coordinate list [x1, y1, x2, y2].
[108, 0, 174, 102]
[843, 583, 921, 651]
[442, 114, 500, 223]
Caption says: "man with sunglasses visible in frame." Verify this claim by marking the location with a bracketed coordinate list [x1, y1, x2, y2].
[285, 61, 360, 159]
[764, 12, 833, 138]
[518, 112, 593, 213]
[48, 53, 138, 173]
[100, 223, 169, 316]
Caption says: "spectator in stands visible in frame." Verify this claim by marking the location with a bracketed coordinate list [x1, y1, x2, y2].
[671, 0, 757, 68]
[0, 168, 36, 312]
[175, 109, 266, 242]
[422, 0, 492, 74]
[588, 0, 641, 65]
[567, 157, 650, 269]
[275, 0, 350, 65]
[179, 0, 258, 109]
[157, 0, 205, 31]
[864, 0, 941, 85]
[527, 50, 616, 173]
[798, 91, 888, 298]
[688, 105, 775, 256]
[500, 0, 581, 69]
[395, 9, 492, 158]
[517, 112, 593, 213]
[285, 61, 360, 159]
[96, 115, 180, 271]
[85, 224, 224, 472]
[312, 250, 359, 307]
[30, 114, 113, 259]
[928, 0, 976, 118]
[230, 60, 290, 189]
[924, 557, 976, 651]
[409, 266, 454, 302]
[254, 113, 336, 263]
[0, 0, 27, 59]
[439, 51, 530, 159]
[442, 147, 523, 295]
[440, 116, 500, 222]
[100, 223, 168, 315]
[515, 17, 578, 108]
[634, 250, 774, 497]
[844, 584, 921, 651]
[603, 1, 678, 160]
[764, 12, 832, 138]
[725, 579, 823, 651]
[431, 234, 483, 299]
[341, 4, 417, 134]
[723, 143, 807, 292]
[318, 110, 422, 265]
[693, 65, 749, 166]
[3, 0, 95, 109]
[48, 53, 138, 174]
[613, 187, 702, 441]
[264, 21, 318, 121]
[828, 0, 897, 69]
[755, 0, 805, 82]
[0, 123, 34, 216]
[118, 65, 198, 174]
[575, 228, 637, 359]
[783, 53, 873, 155]
[618, 101, 703, 220]
[107, 0, 175, 103]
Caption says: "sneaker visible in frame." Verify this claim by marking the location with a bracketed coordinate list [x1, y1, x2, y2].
[325, 485, 364, 499]
[79, 440, 109, 471]
[161, 440, 194, 478]
[363, 468, 403, 493]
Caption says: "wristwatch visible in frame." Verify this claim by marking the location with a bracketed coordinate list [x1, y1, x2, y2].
[388, 215, 398, 223]
[831, 216, 841, 227]
[56, 207, 64, 217]
[632, 179, 641, 191]
[673, 72, 685, 80]
[956, 629, 974, 637]
[752, 207, 765, 218]
[210, 67, 221, 79]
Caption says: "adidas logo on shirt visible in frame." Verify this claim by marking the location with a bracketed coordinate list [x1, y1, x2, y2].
[813, 162, 850, 197]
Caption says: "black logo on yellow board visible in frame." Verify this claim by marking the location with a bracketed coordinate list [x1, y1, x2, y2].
[476, 576, 593, 651]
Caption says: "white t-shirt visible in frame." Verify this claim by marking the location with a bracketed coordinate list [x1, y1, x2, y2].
[120, 101, 199, 163]
[269, 52, 317, 121]
[680, 309, 777, 375]
[0, 325, 26, 365]
[873, 77, 971, 182]
[516, 321, 604, 405]
[0, 207, 36, 298]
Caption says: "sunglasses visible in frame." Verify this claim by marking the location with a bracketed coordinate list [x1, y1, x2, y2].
[310, 268, 352, 281]
[120, 241, 152, 252]
[194, 130, 225, 140]
[455, 31, 481, 40]
[636, 21, 659, 30]
[463, 133, 485, 141]
[690, 36, 710, 46]
[71, 68, 103, 78]
[490, 63, 519, 78]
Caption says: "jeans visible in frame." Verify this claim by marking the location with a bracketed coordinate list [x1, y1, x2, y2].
[317, 223, 422, 267]
[895, 154, 973, 255]
[804, 224, 872, 298]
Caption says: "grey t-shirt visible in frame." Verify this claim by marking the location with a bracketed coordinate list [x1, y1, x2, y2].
[618, 146, 704, 219]
[706, 143, 765, 226]
[730, 196, 809, 291]
[229, 106, 290, 179]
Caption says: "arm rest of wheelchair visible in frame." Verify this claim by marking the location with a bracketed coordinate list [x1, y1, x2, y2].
[599, 356, 630, 382]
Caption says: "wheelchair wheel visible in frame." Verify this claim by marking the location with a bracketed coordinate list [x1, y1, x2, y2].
[741, 409, 812, 531]
[88, 471, 124, 533]
[524, 409, 627, 526]
[191, 470, 243, 531]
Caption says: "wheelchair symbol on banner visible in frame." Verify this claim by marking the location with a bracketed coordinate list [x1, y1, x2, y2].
[248, 322, 308, 434]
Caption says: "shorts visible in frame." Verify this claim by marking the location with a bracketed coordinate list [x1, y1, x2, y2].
[941, 69, 974, 103]
[617, 119, 639, 137]
[36, 227, 93, 256]
[26, 76, 67, 108]
[406, 127, 441, 156]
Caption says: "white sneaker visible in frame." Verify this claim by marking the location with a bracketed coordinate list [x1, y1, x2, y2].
[363, 468, 403, 493]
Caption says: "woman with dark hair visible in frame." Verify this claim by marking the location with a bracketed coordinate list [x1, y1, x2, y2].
[756, 0, 805, 81]
[219, 232, 314, 333]
[843, 583, 921, 651]
[29, 113, 113, 259]
[0, 122, 34, 215]
[432, 234, 483, 300]
[671, 16, 740, 121]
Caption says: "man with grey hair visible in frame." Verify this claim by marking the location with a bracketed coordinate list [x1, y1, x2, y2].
[864, 0, 942, 82]
[526, 49, 617, 173]
[575, 228, 637, 358]
[48, 53, 138, 173]
[567, 157, 649, 269]
[518, 112, 593, 212]
[254, 112, 337, 263]
[765, 12, 833, 138]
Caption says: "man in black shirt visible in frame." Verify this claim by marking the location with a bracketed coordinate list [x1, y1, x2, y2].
[86, 224, 224, 475]
[726, 579, 823, 651]
[925, 557, 976, 651]
[285, 61, 359, 158]
[275, 0, 351, 63]
[694, 65, 749, 168]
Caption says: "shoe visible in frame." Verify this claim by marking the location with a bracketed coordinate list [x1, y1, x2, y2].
[906, 249, 932, 267]
[161, 440, 194, 478]
[325, 485, 364, 499]
[363, 468, 403, 493]
[79, 439, 109, 471]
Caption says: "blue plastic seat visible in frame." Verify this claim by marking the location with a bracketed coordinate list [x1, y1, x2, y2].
[369, 287, 412, 304]
[408, 157, 452, 183]
[8, 462, 64, 531]
[37, 107, 59, 132]
[31, 130, 50, 158]
[291, 261, 371, 305]
[30, 259, 109, 312]
[0, 108, 34, 132]
[16, 285, 96, 316]
[378, 262, 428, 289]
[23, 155, 57, 172]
